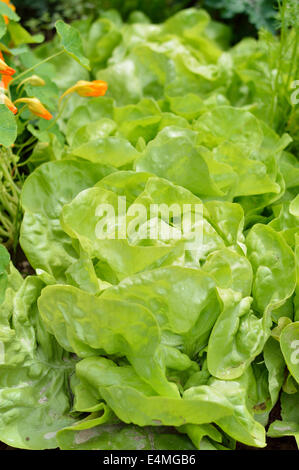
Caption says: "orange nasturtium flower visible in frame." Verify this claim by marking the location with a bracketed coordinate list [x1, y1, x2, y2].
[14, 98, 52, 120]
[0, 56, 16, 76]
[60, 80, 108, 101]
[0, 74, 12, 89]
[0, 51, 14, 89]
[0, 93, 17, 114]
[1, 0, 16, 24]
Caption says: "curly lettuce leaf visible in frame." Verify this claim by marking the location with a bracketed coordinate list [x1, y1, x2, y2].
[0, 270, 75, 449]
[20, 160, 114, 281]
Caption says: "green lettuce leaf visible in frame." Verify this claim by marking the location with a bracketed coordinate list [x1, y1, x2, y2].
[0, 266, 75, 449]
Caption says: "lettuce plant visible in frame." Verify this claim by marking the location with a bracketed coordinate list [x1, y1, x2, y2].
[0, 156, 297, 449]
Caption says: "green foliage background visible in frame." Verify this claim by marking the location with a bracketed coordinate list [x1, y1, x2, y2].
[14, 0, 279, 39]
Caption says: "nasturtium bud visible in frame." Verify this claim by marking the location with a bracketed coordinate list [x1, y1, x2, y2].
[14, 97, 52, 120]
[17, 75, 46, 91]
[0, 93, 17, 114]
[60, 80, 108, 102]
[0, 57, 15, 76]
[0, 50, 14, 89]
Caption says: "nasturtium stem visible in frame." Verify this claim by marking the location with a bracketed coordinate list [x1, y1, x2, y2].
[19, 142, 37, 158]
[16, 136, 37, 157]
[0, 210, 13, 232]
[0, 195, 15, 218]
[8, 148, 21, 180]
[46, 94, 70, 131]
[17, 152, 35, 167]
[0, 149, 23, 246]
[0, 226, 9, 238]
[16, 82, 25, 94]
[9, 50, 65, 86]
[0, 152, 21, 200]
[14, 105, 29, 119]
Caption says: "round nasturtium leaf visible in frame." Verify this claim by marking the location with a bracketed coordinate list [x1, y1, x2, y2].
[55, 20, 90, 70]
[0, 104, 17, 147]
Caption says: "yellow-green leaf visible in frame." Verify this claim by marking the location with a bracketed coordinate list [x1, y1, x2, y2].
[7, 22, 43, 45]
[0, 15, 6, 40]
[0, 104, 17, 147]
[0, 3, 19, 22]
[55, 20, 90, 70]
